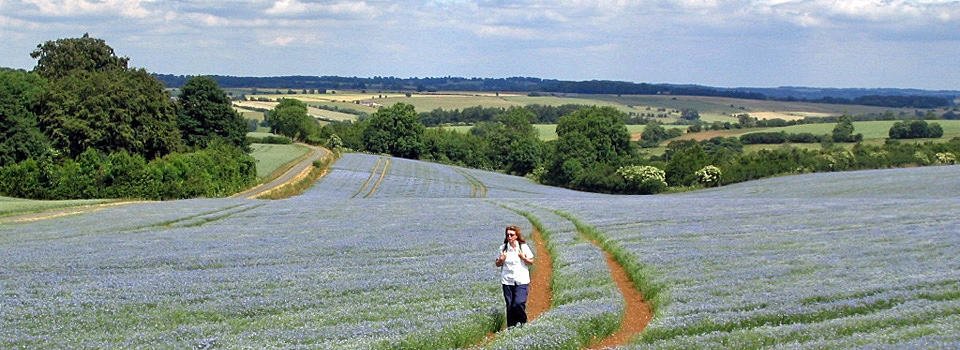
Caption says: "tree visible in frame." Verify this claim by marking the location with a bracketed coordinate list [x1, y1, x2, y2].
[680, 108, 701, 121]
[30, 33, 129, 80]
[268, 99, 318, 141]
[177, 76, 247, 149]
[546, 106, 633, 186]
[0, 70, 50, 166]
[470, 107, 541, 173]
[640, 122, 669, 147]
[40, 68, 183, 159]
[832, 115, 862, 142]
[363, 103, 424, 158]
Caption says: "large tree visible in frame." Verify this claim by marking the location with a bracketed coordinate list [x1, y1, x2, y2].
[0, 70, 50, 166]
[267, 98, 318, 141]
[546, 106, 633, 184]
[470, 107, 542, 174]
[363, 103, 424, 158]
[30, 33, 129, 80]
[177, 76, 247, 149]
[40, 68, 183, 159]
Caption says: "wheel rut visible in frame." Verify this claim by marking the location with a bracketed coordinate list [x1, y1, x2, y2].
[583, 234, 653, 349]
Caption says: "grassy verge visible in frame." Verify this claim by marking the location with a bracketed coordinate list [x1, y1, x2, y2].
[0, 197, 117, 218]
[256, 149, 340, 200]
[249, 143, 312, 181]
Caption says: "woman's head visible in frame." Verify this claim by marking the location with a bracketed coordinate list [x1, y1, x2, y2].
[503, 225, 525, 245]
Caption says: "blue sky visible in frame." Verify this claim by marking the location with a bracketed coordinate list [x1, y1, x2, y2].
[1, 0, 959, 90]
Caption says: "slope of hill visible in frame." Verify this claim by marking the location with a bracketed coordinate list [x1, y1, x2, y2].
[1, 154, 956, 349]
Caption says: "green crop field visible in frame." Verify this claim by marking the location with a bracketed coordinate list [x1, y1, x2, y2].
[249, 143, 311, 179]
[0, 197, 114, 218]
[437, 124, 692, 141]
[743, 120, 960, 141]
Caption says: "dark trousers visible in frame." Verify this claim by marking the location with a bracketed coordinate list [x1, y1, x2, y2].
[502, 283, 529, 327]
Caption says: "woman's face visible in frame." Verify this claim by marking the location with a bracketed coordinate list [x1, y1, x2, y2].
[506, 230, 517, 244]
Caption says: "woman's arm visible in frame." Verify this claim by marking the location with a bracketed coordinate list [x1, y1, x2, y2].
[518, 245, 534, 265]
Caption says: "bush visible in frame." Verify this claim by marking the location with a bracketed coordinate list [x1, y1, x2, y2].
[617, 165, 667, 194]
[695, 165, 722, 187]
[246, 135, 293, 144]
[935, 152, 957, 165]
[0, 142, 256, 200]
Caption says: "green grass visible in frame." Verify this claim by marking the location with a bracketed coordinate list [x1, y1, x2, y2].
[248, 143, 311, 179]
[432, 124, 683, 141]
[246, 131, 279, 138]
[753, 120, 960, 140]
[0, 197, 115, 218]
[234, 107, 265, 121]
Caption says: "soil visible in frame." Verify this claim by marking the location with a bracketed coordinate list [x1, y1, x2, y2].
[0, 201, 145, 224]
[469, 225, 554, 349]
[527, 226, 553, 321]
[584, 236, 654, 349]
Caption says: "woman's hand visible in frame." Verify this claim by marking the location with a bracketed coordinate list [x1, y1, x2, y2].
[495, 252, 506, 267]
[518, 250, 533, 265]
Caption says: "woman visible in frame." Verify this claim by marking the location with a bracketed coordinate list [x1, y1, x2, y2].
[494, 225, 534, 328]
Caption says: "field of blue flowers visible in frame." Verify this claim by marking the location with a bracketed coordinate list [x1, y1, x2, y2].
[1, 153, 957, 349]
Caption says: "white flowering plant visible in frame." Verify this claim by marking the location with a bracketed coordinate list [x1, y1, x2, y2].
[935, 152, 957, 165]
[617, 165, 667, 194]
[695, 165, 722, 187]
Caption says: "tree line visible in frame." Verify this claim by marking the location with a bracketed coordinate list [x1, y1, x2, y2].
[0, 34, 256, 200]
[271, 101, 958, 195]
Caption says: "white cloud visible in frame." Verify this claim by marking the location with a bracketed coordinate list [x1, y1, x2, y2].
[264, 0, 380, 19]
[21, 0, 152, 18]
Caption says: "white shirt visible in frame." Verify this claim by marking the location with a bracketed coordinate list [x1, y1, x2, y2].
[498, 243, 534, 285]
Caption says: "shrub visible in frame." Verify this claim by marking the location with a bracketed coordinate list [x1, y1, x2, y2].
[695, 165, 722, 187]
[617, 165, 667, 194]
[935, 152, 957, 165]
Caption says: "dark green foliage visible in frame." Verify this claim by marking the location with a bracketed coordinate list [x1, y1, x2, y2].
[319, 120, 366, 150]
[421, 128, 490, 169]
[30, 33, 130, 80]
[246, 135, 293, 144]
[40, 68, 183, 159]
[0, 70, 50, 166]
[640, 122, 669, 148]
[545, 106, 633, 188]
[177, 76, 247, 149]
[0, 141, 255, 200]
[267, 99, 319, 141]
[889, 120, 944, 139]
[680, 108, 701, 121]
[832, 115, 864, 142]
[468, 107, 543, 174]
[665, 143, 710, 186]
[741, 132, 826, 144]
[363, 103, 425, 158]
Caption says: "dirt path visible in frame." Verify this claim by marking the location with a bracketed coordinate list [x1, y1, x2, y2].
[469, 225, 553, 349]
[527, 226, 553, 321]
[584, 235, 653, 349]
[232, 143, 329, 199]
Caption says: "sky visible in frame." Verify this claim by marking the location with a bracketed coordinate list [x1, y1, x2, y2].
[1, 0, 959, 90]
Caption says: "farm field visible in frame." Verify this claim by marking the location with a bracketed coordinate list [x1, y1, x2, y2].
[0, 197, 115, 218]
[244, 90, 945, 125]
[434, 124, 683, 141]
[2, 154, 957, 349]
[233, 100, 355, 122]
[742, 120, 960, 140]
[248, 143, 311, 179]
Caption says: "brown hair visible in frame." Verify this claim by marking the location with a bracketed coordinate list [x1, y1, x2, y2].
[502, 225, 526, 248]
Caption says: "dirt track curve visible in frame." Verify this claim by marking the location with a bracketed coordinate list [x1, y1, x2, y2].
[232, 143, 328, 199]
